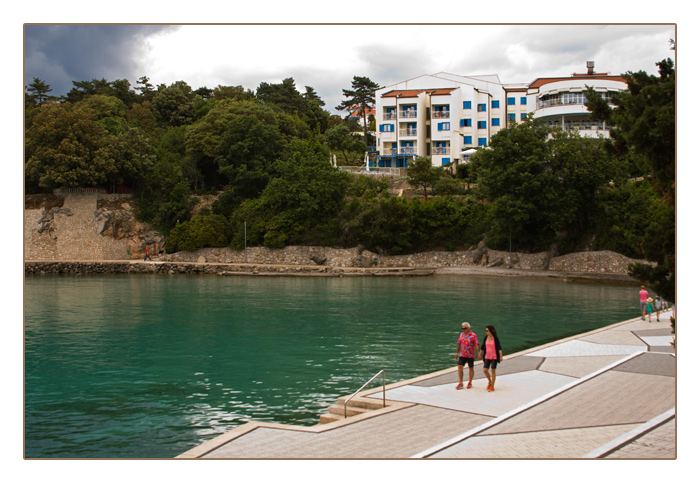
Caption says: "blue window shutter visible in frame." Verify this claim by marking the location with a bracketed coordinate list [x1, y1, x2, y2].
[492, 118, 500, 127]
[521, 97, 527, 105]
[442, 158, 451, 165]
[507, 97, 516, 105]
[478, 138, 487, 146]
[464, 136, 472, 144]
[492, 100, 500, 109]
[463, 101, 472, 109]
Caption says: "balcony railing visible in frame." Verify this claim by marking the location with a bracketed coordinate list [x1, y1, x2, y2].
[432, 147, 449, 155]
[548, 120, 607, 131]
[399, 129, 417, 137]
[399, 110, 418, 119]
[382, 148, 417, 155]
[431, 111, 450, 119]
[383, 112, 396, 120]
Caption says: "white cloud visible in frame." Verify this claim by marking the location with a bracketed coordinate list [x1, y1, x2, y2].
[133, 24, 675, 114]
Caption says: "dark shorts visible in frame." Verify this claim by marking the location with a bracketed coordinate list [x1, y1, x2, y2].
[484, 359, 499, 369]
[458, 357, 474, 368]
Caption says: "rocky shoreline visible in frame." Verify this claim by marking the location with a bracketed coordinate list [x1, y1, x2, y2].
[23, 259, 637, 284]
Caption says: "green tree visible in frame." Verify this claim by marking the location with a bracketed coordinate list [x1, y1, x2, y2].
[26, 78, 55, 106]
[231, 140, 349, 249]
[25, 103, 118, 190]
[164, 209, 232, 252]
[406, 156, 444, 201]
[152, 81, 195, 127]
[472, 118, 622, 251]
[336, 76, 380, 145]
[586, 57, 676, 302]
[324, 124, 366, 164]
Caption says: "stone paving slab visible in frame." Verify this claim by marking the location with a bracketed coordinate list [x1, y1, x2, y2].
[429, 424, 640, 458]
[613, 352, 676, 377]
[411, 356, 543, 387]
[537, 355, 624, 378]
[368, 370, 576, 417]
[202, 405, 492, 459]
[525, 339, 644, 357]
[604, 418, 676, 459]
[579, 329, 648, 346]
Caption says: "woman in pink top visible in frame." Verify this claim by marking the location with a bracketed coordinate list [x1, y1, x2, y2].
[479, 325, 503, 392]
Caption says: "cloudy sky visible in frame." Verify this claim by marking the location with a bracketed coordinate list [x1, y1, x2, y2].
[24, 23, 675, 114]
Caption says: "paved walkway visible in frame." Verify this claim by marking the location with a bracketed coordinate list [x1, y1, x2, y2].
[177, 311, 676, 459]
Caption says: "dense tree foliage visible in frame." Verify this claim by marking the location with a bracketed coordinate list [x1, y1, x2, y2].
[24, 63, 673, 279]
[586, 58, 675, 301]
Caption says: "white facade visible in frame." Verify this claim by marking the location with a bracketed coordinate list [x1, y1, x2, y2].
[374, 65, 627, 167]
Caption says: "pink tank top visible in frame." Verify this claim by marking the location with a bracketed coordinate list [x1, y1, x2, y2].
[485, 339, 496, 359]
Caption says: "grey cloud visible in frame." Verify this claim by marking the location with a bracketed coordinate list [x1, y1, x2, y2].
[24, 24, 178, 96]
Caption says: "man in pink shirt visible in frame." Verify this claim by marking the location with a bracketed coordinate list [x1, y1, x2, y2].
[455, 322, 479, 389]
[639, 285, 649, 320]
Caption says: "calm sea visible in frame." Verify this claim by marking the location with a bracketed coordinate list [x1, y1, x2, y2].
[24, 273, 639, 458]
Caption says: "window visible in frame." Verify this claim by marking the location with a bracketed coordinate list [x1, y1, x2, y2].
[442, 158, 451, 165]
[379, 124, 394, 133]
[508, 113, 516, 122]
[478, 121, 486, 129]
[463, 101, 472, 109]
[491, 100, 500, 109]
[521, 113, 527, 121]
[477, 103, 486, 112]
[438, 122, 450, 131]
[520, 96, 527, 105]
[460, 119, 472, 127]
[507, 97, 516, 106]
[478, 137, 488, 146]
[464, 136, 472, 145]
[492, 118, 500, 127]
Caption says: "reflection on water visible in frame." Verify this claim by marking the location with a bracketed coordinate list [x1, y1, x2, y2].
[25, 273, 640, 458]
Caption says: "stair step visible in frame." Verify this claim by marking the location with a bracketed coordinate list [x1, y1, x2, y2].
[319, 412, 344, 424]
[328, 404, 372, 417]
[336, 397, 385, 410]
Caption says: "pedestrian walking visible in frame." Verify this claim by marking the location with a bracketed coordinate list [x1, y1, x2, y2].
[639, 286, 649, 320]
[455, 322, 479, 389]
[479, 325, 503, 392]
[647, 297, 654, 323]
[144, 247, 152, 261]
[655, 296, 663, 322]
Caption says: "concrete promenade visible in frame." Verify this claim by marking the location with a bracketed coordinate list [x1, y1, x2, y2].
[177, 311, 676, 459]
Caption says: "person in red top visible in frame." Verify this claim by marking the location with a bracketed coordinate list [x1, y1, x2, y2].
[639, 285, 649, 320]
[455, 322, 479, 389]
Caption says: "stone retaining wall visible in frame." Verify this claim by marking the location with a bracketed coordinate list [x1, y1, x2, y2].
[159, 245, 648, 275]
[25, 195, 650, 276]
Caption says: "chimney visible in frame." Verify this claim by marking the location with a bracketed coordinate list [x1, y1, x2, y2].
[587, 61, 595, 75]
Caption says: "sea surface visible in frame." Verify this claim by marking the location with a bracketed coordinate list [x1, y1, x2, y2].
[24, 273, 640, 458]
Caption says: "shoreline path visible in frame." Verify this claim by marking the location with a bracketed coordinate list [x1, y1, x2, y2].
[178, 310, 675, 459]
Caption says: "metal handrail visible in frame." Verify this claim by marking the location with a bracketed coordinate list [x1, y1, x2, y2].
[344, 370, 385, 418]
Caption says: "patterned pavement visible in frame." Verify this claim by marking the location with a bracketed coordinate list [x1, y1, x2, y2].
[178, 310, 676, 459]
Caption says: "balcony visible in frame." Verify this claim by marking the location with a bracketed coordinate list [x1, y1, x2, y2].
[399, 110, 418, 119]
[383, 112, 397, 120]
[399, 128, 417, 137]
[432, 147, 449, 155]
[431, 111, 450, 119]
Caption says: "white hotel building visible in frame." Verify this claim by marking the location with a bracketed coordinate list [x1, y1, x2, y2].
[373, 63, 626, 167]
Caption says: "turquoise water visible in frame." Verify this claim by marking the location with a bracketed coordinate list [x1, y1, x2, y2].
[25, 273, 639, 458]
